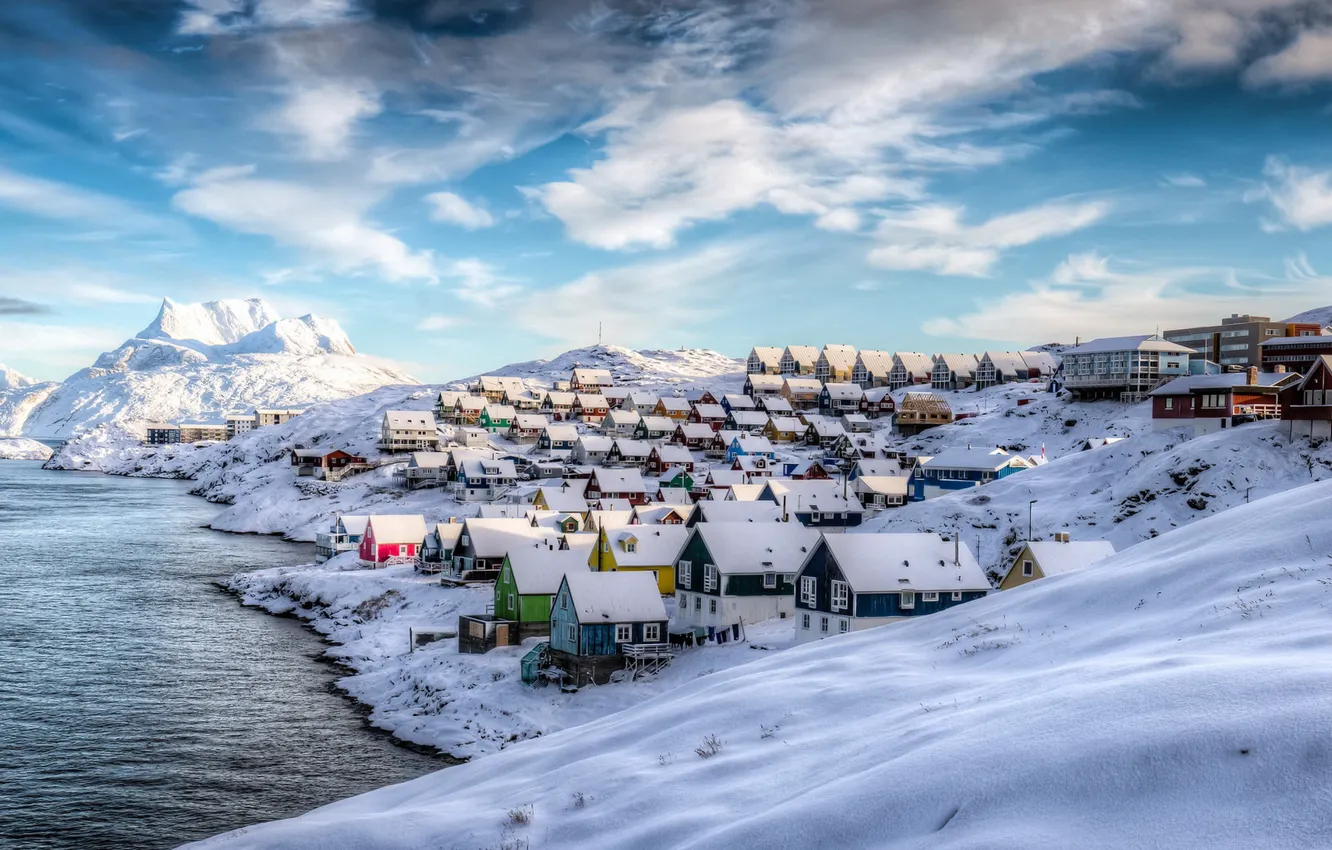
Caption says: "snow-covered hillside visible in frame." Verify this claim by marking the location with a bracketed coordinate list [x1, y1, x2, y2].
[459, 344, 745, 392]
[1284, 305, 1332, 327]
[0, 298, 415, 439]
[0, 363, 37, 391]
[190, 477, 1332, 850]
[0, 438, 52, 461]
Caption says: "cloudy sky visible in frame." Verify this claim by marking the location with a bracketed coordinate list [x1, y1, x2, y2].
[2, 0, 1332, 381]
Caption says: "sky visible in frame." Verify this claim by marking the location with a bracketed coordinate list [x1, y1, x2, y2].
[2, 0, 1332, 383]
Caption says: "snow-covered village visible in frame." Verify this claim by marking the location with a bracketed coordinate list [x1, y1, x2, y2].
[5, 2, 1332, 849]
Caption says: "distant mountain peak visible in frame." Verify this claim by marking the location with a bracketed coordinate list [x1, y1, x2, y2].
[1284, 305, 1332, 328]
[139, 297, 284, 348]
[0, 363, 38, 391]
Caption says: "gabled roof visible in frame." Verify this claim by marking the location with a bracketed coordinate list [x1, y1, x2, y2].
[634, 503, 695, 523]
[456, 396, 487, 411]
[692, 403, 727, 418]
[746, 374, 785, 390]
[1020, 540, 1117, 577]
[612, 438, 652, 457]
[705, 469, 748, 486]
[605, 409, 641, 424]
[723, 394, 757, 408]
[541, 424, 579, 442]
[767, 416, 803, 432]
[732, 435, 775, 452]
[637, 415, 676, 431]
[919, 447, 1028, 472]
[656, 397, 691, 412]
[575, 393, 609, 408]
[478, 504, 529, 519]
[749, 346, 783, 362]
[725, 483, 767, 502]
[584, 510, 634, 532]
[933, 353, 979, 377]
[571, 367, 613, 383]
[460, 457, 518, 478]
[482, 403, 516, 420]
[1297, 355, 1332, 389]
[762, 479, 863, 513]
[676, 423, 715, 439]
[408, 451, 451, 469]
[656, 487, 693, 506]
[981, 351, 1030, 374]
[820, 532, 990, 593]
[697, 501, 783, 522]
[823, 383, 864, 400]
[853, 459, 909, 477]
[607, 524, 689, 565]
[506, 545, 592, 596]
[855, 350, 895, 375]
[758, 396, 794, 412]
[623, 390, 660, 405]
[1064, 335, 1195, 355]
[512, 414, 549, 430]
[384, 410, 437, 430]
[782, 378, 823, 392]
[543, 391, 576, 405]
[433, 522, 464, 547]
[436, 391, 465, 405]
[728, 410, 769, 426]
[807, 421, 847, 438]
[539, 490, 591, 513]
[477, 376, 526, 394]
[337, 515, 369, 536]
[712, 429, 743, 444]
[1019, 351, 1059, 373]
[366, 514, 428, 545]
[652, 445, 694, 463]
[892, 352, 934, 374]
[854, 475, 910, 496]
[818, 344, 858, 371]
[692, 523, 821, 575]
[461, 518, 559, 557]
[592, 468, 648, 493]
[1147, 371, 1300, 396]
[560, 571, 667, 624]
[576, 435, 613, 451]
[782, 345, 820, 363]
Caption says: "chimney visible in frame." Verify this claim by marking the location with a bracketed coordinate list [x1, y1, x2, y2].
[1247, 365, 1258, 386]
[954, 534, 960, 566]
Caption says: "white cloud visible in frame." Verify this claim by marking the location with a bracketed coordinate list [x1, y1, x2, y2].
[171, 170, 436, 282]
[1245, 28, 1332, 87]
[0, 167, 171, 234]
[416, 315, 461, 332]
[923, 251, 1332, 344]
[273, 82, 380, 162]
[514, 245, 743, 347]
[1161, 173, 1207, 188]
[1157, 10, 1248, 74]
[1250, 157, 1332, 231]
[447, 258, 520, 308]
[867, 199, 1110, 276]
[178, 0, 356, 35]
[425, 192, 495, 230]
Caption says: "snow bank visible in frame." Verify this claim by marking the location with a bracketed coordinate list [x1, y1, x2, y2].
[190, 477, 1332, 850]
[0, 438, 52, 461]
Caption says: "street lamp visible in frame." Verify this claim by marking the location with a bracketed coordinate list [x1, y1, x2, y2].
[1028, 499, 1038, 542]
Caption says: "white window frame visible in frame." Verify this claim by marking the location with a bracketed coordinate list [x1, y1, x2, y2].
[800, 576, 816, 605]
[838, 619, 849, 634]
[709, 599, 718, 614]
[951, 591, 962, 601]
[678, 560, 693, 588]
[703, 565, 718, 592]
[900, 592, 915, 610]
[802, 613, 811, 629]
[644, 623, 660, 642]
[820, 616, 829, 633]
[694, 596, 702, 611]
[567, 624, 576, 643]
[922, 591, 939, 602]
[1022, 559, 1033, 577]
[615, 624, 632, 643]
[830, 580, 849, 612]
[763, 572, 777, 589]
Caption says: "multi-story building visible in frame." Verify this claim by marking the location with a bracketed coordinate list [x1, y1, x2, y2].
[745, 346, 783, 375]
[254, 408, 305, 427]
[224, 413, 257, 439]
[378, 410, 440, 452]
[1164, 314, 1321, 369]
[143, 423, 181, 445]
[1057, 336, 1195, 401]
[1258, 334, 1332, 375]
[178, 423, 229, 443]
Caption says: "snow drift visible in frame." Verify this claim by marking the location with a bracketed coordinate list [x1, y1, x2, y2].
[190, 476, 1332, 850]
[1, 298, 413, 439]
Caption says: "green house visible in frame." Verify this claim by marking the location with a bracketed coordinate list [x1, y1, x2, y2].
[495, 544, 595, 640]
[479, 403, 516, 433]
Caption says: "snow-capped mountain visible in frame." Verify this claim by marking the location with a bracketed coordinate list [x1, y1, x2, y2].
[1284, 305, 1332, 328]
[1, 298, 416, 440]
[0, 363, 38, 391]
[459, 344, 745, 393]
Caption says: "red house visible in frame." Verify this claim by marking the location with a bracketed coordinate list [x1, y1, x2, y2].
[584, 468, 649, 506]
[688, 403, 728, 431]
[358, 515, 428, 567]
[1149, 368, 1299, 437]
[646, 445, 696, 475]
[1283, 355, 1332, 440]
[673, 422, 715, 449]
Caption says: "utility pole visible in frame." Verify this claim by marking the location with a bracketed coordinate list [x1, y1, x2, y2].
[1028, 498, 1038, 542]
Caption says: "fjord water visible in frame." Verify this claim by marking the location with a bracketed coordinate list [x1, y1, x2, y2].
[0, 463, 437, 850]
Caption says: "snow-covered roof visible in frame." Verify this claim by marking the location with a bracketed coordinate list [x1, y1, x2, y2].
[822, 532, 989, 593]
[759, 397, 794, 412]
[433, 522, 464, 547]
[919, 447, 1028, 472]
[1021, 540, 1117, 577]
[544, 391, 576, 405]
[746, 375, 785, 390]
[823, 382, 864, 400]
[808, 421, 846, 438]
[512, 414, 549, 430]
[633, 503, 694, 524]
[892, 352, 934, 374]
[482, 404, 516, 420]
[749, 346, 783, 362]
[460, 457, 518, 478]
[624, 390, 659, 405]
[571, 368, 613, 383]
[725, 483, 766, 502]
[408, 451, 450, 469]
[585, 510, 634, 531]
[542, 424, 579, 441]
[728, 410, 769, 426]
[692, 523, 821, 574]
[1147, 372, 1298, 396]
[337, 515, 369, 536]
[612, 439, 651, 457]
[733, 455, 776, 472]
[841, 413, 871, 425]
[478, 505, 529, 519]
[854, 475, 910, 496]
[782, 345, 820, 363]
[692, 403, 726, 418]
[652, 445, 694, 463]
[854, 459, 909, 477]
[899, 392, 951, 413]
[462, 518, 559, 557]
[763, 479, 863, 513]
[697, 501, 783, 522]
[676, 423, 715, 439]
[733, 435, 775, 452]
[561, 571, 667, 624]
[595, 497, 635, 511]
[506, 545, 592, 595]
[723, 394, 757, 408]
[783, 378, 822, 392]
[540, 489, 591, 513]
[819, 344, 858, 371]
[1020, 350, 1059, 373]
[855, 350, 894, 375]
[592, 468, 648, 493]
[1259, 334, 1332, 347]
[1064, 335, 1195, 355]
[655, 487, 693, 506]
[638, 415, 676, 431]
[656, 397, 690, 412]
[605, 409, 641, 425]
[577, 435, 613, 451]
[608, 525, 689, 565]
[384, 410, 437, 430]
[981, 351, 1030, 374]
[767, 416, 803, 432]
[933, 353, 979, 377]
[367, 514, 428, 545]
[575, 393, 609, 408]
[456, 396, 486, 411]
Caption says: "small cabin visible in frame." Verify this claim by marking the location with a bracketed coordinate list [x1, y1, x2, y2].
[547, 572, 671, 687]
[999, 536, 1116, 591]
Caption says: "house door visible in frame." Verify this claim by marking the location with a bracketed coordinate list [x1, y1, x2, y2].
[495, 623, 511, 646]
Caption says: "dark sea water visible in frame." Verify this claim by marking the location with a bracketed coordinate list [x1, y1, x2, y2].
[0, 463, 439, 850]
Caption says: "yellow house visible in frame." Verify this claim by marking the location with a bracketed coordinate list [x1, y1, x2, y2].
[999, 536, 1116, 591]
[588, 524, 690, 594]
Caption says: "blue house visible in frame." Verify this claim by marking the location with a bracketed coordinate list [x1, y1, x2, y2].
[758, 479, 865, 529]
[794, 533, 990, 643]
[548, 571, 670, 687]
[725, 434, 775, 463]
[909, 447, 1031, 502]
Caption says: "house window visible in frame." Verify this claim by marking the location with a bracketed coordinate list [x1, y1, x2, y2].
[820, 616, 829, 633]
[830, 580, 849, 612]
[567, 624, 576, 643]
[644, 623, 660, 642]
[399, 544, 409, 556]
[900, 592, 915, 610]
[679, 560, 692, 588]
[678, 592, 687, 609]
[561, 594, 568, 610]
[460, 534, 469, 546]
[1164, 397, 1173, 410]
[615, 624, 632, 643]
[802, 613, 810, 629]
[625, 541, 637, 553]
[839, 619, 849, 634]
[800, 576, 816, 605]
[1022, 560, 1033, 577]
[709, 599, 717, 615]
[601, 541, 609, 553]
[694, 596, 702, 611]
[951, 591, 962, 601]
[782, 574, 794, 584]
[922, 592, 939, 602]
[763, 572, 776, 589]
[704, 565, 718, 592]
[507, 593, 515, 611]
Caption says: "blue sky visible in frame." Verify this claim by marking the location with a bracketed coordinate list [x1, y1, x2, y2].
[3, 0, 1332, 382]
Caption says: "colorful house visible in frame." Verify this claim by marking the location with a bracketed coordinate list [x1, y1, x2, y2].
[930, 353, 980, 391]
[673, 422, 716, 449]
[1148, 368, 1299, 436]
[1283, 355, 1332, 440]
[478, 404, 516, 433]
[888, 352, 934, 389]
[358, 515, 428, 567]
[536, 424, 579, 452]
[569, 368, 614, 392]
[589, 524, 690, 593]
[744, 374, 785, 398]
[781, 378, 823, 410]
[573, 393, 610, 424]
[999, 535, 1116, 591]
[675, 522, 820, 630]
[779, 345, 820, 376]
[634, 415, 676, 441]
[910, 447, 1031, 501]
[688, 403, 728, 430]
[895, 391, 953, 436]
[726, 434, 775, 462]
[851, 350, 895, 388]
[814, 344, 858, 383]
[494, 543, 596, 640]
[585, 468, 649, 505]
[653, 397, 691, 421]
[794, 533, 990, 643]
[746, 346, 783, 375]
[547, 571, 671, 687]
[759, 479, 864, 529]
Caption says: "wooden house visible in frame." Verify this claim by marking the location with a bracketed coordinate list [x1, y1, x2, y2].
[633, 415, 675, 441]
[404, 451, 451, 489]
[477, 404, 515, 433]
[703, 468, 747, 495]
[794, 533, 989, 643]
[358, 515, 428, 567]
[931, 353, 979, 391]
[547, 572, 670, 687]
[607, 438, 651, 467]
[646, 445, 696, 475]
[720, 393, 757, 413]
[453, 396, 487, 425]
[572, 435, 613, 465]
[786, 459, 832, 480]
[732, 454, 778, 481]
[814, 344, 858, 383]
[507, 413, 549, 443]
[974, 351, 1034, 388]
[781, 378, 823, 410]
[569, 368, 614, 392]
[573, 393, 610, 424]
[379, 410, 439, 452]
[449, 518, 560, 582]
[673, 422, 716, 449]
[726, 434, 775, 462]
[746, 346, 783, 375]
[586, 468, 649, 505]
[503, 389, 542, 412]
[806, 420, 846, 449]
[633, 503, 694, 525]
[691, 500, 782, 524]
[601, 408, 641, 435]
[888, 352, 934, 389]
[1149, 367, 1299, 437]
[841, 413, 872, 433]
[421, 520, 464, 572]
[434, 391, 465, 421]
[454, 457, 519, 502]
[762, 415, 804, 443]
[456, 427, 489, 448]
[910, 447, 1030, 501]
[474, 376, 526, 403]
[820, 383, 864, 416]
[622, 391, 660, 415]
[862, 387, 895, 419]
[685, 389, 719, 406]
[755, 395, 794, 415]
[853, 476, 909, 512]
[779, 345, 820, 376]
[851, 350, 895, 388]
[744, 374, 785, 398]
[1284, 355, 1332, 439]
[492, 543, 596, 641]
[653, 397, 691, 421]
[290, 449, 367, 481]
[759, 479, 864, 529]
[315, 514, 368, 562]
[589, 523, 689, 594]
[724, 410, 769, 433]
[999, 536, 1116, 591]
[536, 424, 579, 453]
[542, 391, 576, 421]
[675, 523, 819, 630]
[896, 391, 953, 436]
[688, 403, 728, 430]
[656, 468, 695, 493]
